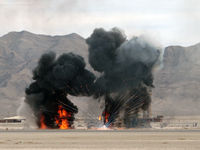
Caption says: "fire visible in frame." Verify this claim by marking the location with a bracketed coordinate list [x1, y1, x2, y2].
[55, 105, 71, 129]
[98, 115, 102, 121]
[102, 111, 111, 126]
[40, 114, 48, 129]
[104, 112, 110, 124]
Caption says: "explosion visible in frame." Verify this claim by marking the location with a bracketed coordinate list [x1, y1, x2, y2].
[25, 27, 160, 129]
[25, 53, 94, 129]
[86, 28, 160, 128]
[55, 105, 71, 129]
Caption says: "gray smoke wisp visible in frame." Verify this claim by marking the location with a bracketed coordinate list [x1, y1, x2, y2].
[25, 27, 160, 128]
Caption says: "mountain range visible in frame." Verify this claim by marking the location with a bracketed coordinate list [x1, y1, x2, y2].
[152, 42, 200, 115]
[0, 31, 199, 117]
[0, 31, 88, 117]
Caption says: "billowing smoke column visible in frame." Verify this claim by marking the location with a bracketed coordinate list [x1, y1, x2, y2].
[25, 27, 160, 129]
[25, 52, 95, 128]
[86, 28, 160, 127]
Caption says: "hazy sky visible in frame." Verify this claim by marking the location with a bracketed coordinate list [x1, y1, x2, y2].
[0, 0, 199, 46]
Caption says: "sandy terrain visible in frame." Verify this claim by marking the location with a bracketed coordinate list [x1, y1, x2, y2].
[0, 130, 200, 150]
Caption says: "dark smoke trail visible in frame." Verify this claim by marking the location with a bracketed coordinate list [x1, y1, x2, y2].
[86, 28, 160, 127]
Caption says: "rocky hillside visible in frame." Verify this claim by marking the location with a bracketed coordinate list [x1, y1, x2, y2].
[0, 31, 89, 117]
[0, 31, 199, 117]
[152, 43, 200, 116]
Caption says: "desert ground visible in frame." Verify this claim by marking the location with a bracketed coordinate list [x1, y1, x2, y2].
[0, 129, 200, 150]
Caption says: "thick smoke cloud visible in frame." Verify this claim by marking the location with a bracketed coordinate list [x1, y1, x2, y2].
[27, 52, 95, 96]
[25, 52, 95, 128]
[25, 27, 160, 128]
[87, 28, 126, 72]
[86, 28, 160, 127]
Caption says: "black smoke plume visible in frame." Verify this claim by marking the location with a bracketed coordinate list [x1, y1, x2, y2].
[87, 28, 160, 127]
[25, 27, 160, 128]
[25, 52, 95, 128]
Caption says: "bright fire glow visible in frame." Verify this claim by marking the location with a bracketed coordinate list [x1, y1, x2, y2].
[97, 125, 112, 130]
[55, 105, 71, 129]
[40, 114, 48, 129]
[98, 115, 102, 121]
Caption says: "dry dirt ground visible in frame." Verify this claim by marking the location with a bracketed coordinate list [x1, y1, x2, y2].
[0, 130, 200, 150]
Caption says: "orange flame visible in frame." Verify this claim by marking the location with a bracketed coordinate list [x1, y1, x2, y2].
[40, 114, 48, 129]
[98, 115, 102, 121]
[55, 105, 71, 129]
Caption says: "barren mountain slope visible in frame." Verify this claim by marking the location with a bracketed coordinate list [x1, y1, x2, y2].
[152, 43, 200, 115]
[0, 31, 199, 117]
[0, 31, 88, 117]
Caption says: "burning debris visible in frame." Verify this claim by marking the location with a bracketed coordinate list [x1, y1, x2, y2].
[25, 28, 160, 129]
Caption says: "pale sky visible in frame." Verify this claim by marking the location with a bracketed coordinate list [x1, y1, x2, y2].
[0, 0, 200, 47]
